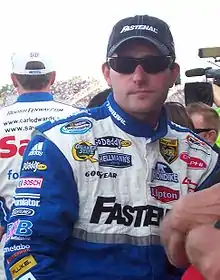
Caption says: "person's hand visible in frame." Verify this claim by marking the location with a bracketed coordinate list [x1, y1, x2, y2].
[212, 83, 220, 107]
[170, 183, 220, 234]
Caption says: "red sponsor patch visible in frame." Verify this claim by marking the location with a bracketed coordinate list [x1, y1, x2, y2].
[150, 186, 180, 203]
[182, 177, 198, 192]
[180, 152, 207, 169]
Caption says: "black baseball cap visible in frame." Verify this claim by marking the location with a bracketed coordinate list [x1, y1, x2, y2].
[107, 15, 175, 59]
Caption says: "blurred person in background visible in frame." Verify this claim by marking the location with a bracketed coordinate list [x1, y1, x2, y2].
[87, 88, 111, 108]
[164, 102, 194, 130]
[186, 102, 220, 151]
[0, 51, 77, 279]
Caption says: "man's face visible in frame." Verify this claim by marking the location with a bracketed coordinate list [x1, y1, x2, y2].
[102, 40, 179, 116]
[190, 113, 217, 145]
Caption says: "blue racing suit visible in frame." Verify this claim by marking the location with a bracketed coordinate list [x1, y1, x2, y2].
[4, 93, 220, 280]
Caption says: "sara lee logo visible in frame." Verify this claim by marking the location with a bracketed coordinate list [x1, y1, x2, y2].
[150, 186, 180, 203]
[180, 152, 207, 169]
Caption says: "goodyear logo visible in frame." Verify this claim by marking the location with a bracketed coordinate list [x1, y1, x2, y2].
[10, 255, 37, 279]
[72, 141, 97, 162]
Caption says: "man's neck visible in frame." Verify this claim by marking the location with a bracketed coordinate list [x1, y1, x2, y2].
[18, 89, 51, 95]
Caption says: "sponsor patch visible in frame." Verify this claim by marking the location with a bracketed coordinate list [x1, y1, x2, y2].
[180, 152, 207, 169]
[85, 170, 117, 179]
[60, 118, 92, 134]
[28, 142, 44, 156]
[18, 178, 43, 188]
[151, 162, 179, 183]
[10, 255, 37, 279]
[72, 141, 97, 162]
[95, 136, 131, 149]
[98, 152, 132, 168]
[182, 177, 198, 192]
[13, 198, 40, 207]
[22, 161, 40, 172]
[7, 248, 30, 264]
[12, 208, 35, 217]
[4, 244, 30, 253]
[186, 135, 210, 154]
[159, 138, 178, 164]
[150, 186, 180, 203]
[37, 163, 47, 171]
[19, 272, 37, 280]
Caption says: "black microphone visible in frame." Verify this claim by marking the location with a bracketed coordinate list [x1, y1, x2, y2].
[185, 67, 220, 79]
[185, 68, 206, 77]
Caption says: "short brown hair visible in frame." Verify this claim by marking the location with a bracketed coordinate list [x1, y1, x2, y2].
[14, 61, 53, 90]
[164, 102, 194, 130]
[186, 102, 220, 131]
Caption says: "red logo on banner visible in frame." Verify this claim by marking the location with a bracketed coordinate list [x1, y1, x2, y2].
[180, 152, 207, 169]
[150, 186, 180, 203]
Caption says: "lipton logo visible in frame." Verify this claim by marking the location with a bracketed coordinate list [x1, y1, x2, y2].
[180, 152, 207, 169]
[150, 186, 180, 203]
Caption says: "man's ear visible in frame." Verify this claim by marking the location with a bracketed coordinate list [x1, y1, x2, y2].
[50, 71, 56, 85]
[11, 74, 18, 88]
[169, 63, 180, 88]
[102, 63, 112, 87]
[207, 129, 218, 145]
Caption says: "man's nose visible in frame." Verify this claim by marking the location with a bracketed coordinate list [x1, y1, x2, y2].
[132, 65, 148, 85]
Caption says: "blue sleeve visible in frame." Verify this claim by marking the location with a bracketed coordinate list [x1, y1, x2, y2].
[4, 133, 79, 279]
[197, 153, 220, 191]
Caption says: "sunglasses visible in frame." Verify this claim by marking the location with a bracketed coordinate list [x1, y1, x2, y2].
[107, 55, 174, 74]
[193, 128, 217, 134]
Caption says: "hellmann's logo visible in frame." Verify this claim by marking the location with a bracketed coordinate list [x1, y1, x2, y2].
[120, 25, 158, 34]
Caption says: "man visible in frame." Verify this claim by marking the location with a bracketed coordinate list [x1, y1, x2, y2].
[186, 102, 220, 148]
[0, 51, 77, 279]
[4, 15, 220, 280]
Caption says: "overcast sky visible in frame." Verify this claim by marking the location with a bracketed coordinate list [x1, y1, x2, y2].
[0, 0, 220, 85]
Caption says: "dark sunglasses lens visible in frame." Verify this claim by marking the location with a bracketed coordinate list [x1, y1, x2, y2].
[108, 56, 172, 74]
[141, 56, 171, 73]
[108, 57, 137, 74]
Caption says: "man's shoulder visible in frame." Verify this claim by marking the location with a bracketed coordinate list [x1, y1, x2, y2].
[36, 106, 108, 135]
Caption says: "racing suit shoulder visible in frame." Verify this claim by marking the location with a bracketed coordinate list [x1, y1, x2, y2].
[4, 132, 79, 279]
[167, 121, 220, 190]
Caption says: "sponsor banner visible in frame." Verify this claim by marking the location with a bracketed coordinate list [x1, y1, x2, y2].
[13, 198, 40, 207]
[4, 244, 30, 253]
[150, 186, 180, 203]
[28, 142, 44, 156]
[10, 255, 37, 279]
[18, 178, 43, 189]
[85, 170, 117, 179]
[12, 208, 35, 217]
[180, 152, 207, 169]
[98, 152, 132, 168]
[151, 162, 179, 183]
[95, 136, 131, 149]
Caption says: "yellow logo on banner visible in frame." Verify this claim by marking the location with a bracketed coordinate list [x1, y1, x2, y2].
[10, 255, 37, 279]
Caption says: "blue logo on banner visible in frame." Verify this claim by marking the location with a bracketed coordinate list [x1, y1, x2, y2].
[99, 152, 132, 168]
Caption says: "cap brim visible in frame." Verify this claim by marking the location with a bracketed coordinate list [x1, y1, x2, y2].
[108, 36, 169, 57]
